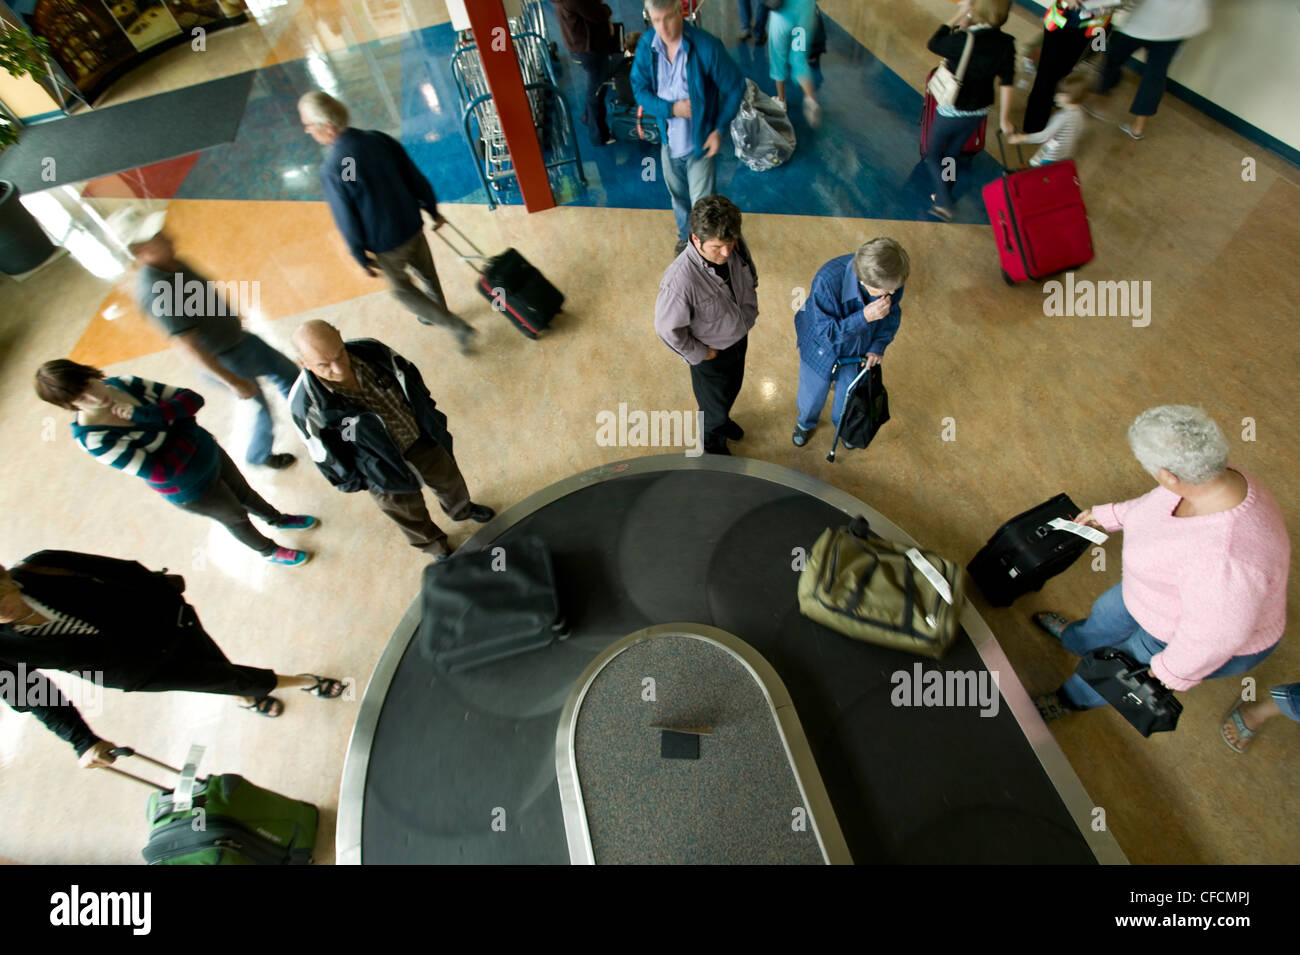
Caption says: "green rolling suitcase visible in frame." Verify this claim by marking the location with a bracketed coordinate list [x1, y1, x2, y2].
[104, 747, 318, 865]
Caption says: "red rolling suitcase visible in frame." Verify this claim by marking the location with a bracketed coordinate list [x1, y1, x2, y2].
[982, 133, 1094, 284]
[919, 68, 986, 157]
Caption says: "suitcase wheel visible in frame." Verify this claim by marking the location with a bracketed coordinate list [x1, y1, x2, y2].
[1001, 269, 1015, 286]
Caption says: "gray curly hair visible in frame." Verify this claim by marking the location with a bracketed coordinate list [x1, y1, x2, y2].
[1127, 405, 1229, 485]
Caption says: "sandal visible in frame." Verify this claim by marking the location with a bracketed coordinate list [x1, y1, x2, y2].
[1034, 692, 1074, 722]
[299, 674, 347, 699]
[1221, 701, 1257, 754]
[240, 695, 284, 718]
[1032, 611, 1071, 640]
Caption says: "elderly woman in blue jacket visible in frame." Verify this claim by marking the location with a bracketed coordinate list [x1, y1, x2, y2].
[632, 0, 745, 255]
[792, 237, 910, 447]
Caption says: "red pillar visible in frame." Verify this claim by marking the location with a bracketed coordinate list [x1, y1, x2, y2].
[463, 0, 556, 213]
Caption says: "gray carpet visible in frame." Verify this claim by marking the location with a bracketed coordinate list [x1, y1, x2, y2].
[0, 71, 255, 194]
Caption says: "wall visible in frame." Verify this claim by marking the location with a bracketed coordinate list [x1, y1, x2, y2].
[1019, 0, 1300, 153]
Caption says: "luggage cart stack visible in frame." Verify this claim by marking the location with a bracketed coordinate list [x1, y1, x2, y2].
[451, 19, 586, 209]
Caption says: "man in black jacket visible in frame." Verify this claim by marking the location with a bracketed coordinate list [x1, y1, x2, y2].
[289, 321, 495, 559]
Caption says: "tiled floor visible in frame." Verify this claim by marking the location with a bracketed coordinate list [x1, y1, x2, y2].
[0, 0, 1297, 865]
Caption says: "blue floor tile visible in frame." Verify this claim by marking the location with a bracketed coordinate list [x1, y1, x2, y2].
[172, 6, 1002, 225]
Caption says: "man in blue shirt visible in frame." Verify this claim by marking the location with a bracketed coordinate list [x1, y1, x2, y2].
[299, 92, 477, 355]
[792, 238, 910, 448]
[632, 0, 745, 255]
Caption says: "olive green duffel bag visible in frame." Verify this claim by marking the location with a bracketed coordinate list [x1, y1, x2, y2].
[797, 518, 965, 659]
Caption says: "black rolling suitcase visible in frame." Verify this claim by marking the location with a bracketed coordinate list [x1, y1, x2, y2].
[967, 493, 1095, 606]
[433, 219, 563, 339]
[826, 359, 890, 462]
[419, 535, 569, 673]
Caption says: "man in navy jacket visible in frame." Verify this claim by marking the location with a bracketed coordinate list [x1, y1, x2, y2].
[299, 91, 477, 355]
[289, 321, 495, 559]
[792, 238, 910, 448]
[632, 0, 745, 255]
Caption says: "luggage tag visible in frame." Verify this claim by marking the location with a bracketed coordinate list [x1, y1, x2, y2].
[905, 548, 954, 627]
[172, 743, 206, 813]
[1048, 517, 1109, 545]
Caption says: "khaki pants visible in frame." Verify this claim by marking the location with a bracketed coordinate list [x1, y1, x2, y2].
[370, 437, 472, 555]
[373, 231, 473, 337]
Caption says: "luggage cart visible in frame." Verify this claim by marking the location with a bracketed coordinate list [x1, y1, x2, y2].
[452, 28, 586, 209]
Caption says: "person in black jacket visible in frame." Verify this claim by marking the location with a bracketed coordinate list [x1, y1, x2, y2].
[923, 0, 1016, 221]
[0, 551, 346, 730]
[299, 91, 478, 355]
[552, 0, 619, 147]
[289, 321, 496, 559]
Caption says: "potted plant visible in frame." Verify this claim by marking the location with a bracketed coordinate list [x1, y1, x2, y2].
[0, 24, 52, 150]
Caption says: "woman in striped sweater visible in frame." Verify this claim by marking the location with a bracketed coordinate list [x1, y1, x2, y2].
[35, 360, 315, 567]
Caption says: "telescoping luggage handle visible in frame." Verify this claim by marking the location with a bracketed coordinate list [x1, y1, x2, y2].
[994, 129, 1027, 173]
[826, 357, 874, 463]
[101, 744, 205, 805]
[430, 217, 490, 276]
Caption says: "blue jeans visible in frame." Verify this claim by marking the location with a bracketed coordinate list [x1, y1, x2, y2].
[737, 0, 769, 37]
[215, 333, 299, 465]
[1059, 583, 1280, 709]
[795, 359, 861, 432]
[1273, 683, 1300, 722]
[924, 111, 985, 210]
[661, 143, 717, 242]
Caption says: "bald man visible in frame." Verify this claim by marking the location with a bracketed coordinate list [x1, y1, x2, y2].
[288, 322, 494, 558]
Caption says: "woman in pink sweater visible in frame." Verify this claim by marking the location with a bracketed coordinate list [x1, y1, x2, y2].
[1033, 405, 1290, 719]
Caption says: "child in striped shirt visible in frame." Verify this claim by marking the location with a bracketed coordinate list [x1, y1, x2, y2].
[1009, 70, 1090, 166]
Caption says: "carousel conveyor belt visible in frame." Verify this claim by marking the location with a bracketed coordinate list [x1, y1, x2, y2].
[337, 455, 1126, 865]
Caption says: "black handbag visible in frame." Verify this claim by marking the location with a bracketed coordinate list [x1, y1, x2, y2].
[1074, 647, 1182, 736]
[827, 360, 890, 462]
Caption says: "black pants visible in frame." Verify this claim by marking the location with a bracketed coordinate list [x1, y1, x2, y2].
[175, 447, 284, 556]
[1024, 26, 1091, 133]
[574, 51, 612, 145]
[135, 604, 277, 699]
[1099, 31, 1183, 117]
[689, 335, 748, 454]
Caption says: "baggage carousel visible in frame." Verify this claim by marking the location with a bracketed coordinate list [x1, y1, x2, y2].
[337, 455, 1126, 865]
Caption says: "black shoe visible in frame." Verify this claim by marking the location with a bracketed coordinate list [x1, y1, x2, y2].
[705, 443, 731, 456]
[674, 238, 688, 256]
[842, 440, 858, 450]
[466, 503, 496, 523]
[792, 426, 812, 447]
[721, 420, 744, 440]
[264, 452, 296, 469]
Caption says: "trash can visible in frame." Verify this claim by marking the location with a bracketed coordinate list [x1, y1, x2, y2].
[0, 180, 57, 275]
